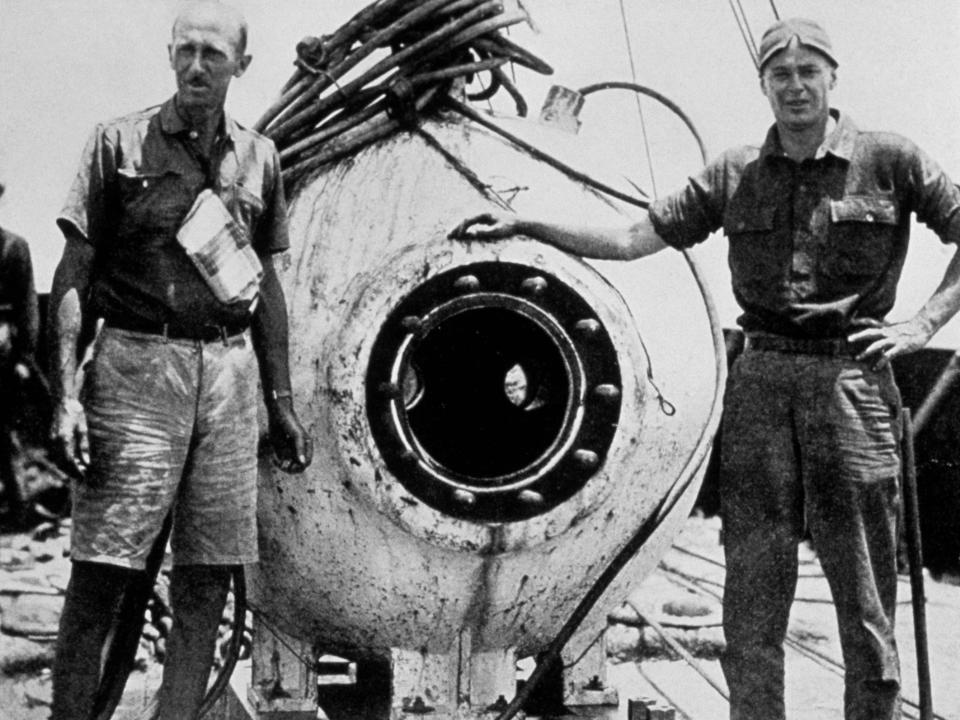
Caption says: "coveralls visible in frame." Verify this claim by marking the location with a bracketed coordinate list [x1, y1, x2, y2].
[649, 110, 960, 720]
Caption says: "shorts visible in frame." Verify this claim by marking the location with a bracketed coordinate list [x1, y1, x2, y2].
[72, 326, 260, 570]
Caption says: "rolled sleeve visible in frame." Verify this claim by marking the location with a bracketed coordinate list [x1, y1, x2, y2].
[648, 155, 729, 249]
[57, 125, 116, 246]
[254, 143, 290, 256]
[904, 142, 960, 246]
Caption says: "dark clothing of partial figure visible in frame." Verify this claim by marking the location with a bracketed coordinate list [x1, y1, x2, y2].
[0, 228, 39, 521]
[649, 110, 960, 720]
[0, 227, 40, 360]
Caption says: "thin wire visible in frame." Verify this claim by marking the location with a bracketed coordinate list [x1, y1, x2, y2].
[768, 0, 781, 21]
[246, 600, 317, 670]
[616, 0, 658, 197]
[727, 0, 759, 70]
[733, 0, 760, 60]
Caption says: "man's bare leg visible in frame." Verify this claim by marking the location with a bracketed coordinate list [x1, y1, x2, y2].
[50, 561, 132, 720]
[156, 563, 232, 720]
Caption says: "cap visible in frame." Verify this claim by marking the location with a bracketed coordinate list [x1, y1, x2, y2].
[757, 18, 837, 72]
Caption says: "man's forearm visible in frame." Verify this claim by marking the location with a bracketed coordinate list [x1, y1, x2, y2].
[914, 245, 960, 338]
[516, 213, 668, 261]
[250, 256, 293, 398]
[48, 239, 95, 402]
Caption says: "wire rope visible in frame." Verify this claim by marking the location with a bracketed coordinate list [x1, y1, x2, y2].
[727, 0, 759, 70]
[616, 0, 658, 197]
[657, 546, 949, 720]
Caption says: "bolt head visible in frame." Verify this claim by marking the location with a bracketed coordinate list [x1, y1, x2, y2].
[453, 489, 477, 506]
[573, 448, 600, 470]
[453, 275, 481, 293]
[518, 489, 544, 505]
[593, 383, 621, 401]
[574, 318, 601, 337]
[520, 276, 548, 295]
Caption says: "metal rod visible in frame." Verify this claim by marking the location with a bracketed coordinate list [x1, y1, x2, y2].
[901, 408, 934, 720]
[913, 349, 960, 435]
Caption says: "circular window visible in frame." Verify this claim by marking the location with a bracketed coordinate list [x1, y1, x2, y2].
[366, 262, 622, 522]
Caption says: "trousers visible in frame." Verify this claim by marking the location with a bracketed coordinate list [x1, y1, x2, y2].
[719, 348, 902, 720]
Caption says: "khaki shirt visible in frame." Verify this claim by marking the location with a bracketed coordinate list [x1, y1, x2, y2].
[58, 97, 289, 331]
[650, 110, 960, 338]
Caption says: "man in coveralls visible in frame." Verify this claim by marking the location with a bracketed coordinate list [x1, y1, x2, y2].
[47, 2, 312, 718]
[453, 18, 960, 720]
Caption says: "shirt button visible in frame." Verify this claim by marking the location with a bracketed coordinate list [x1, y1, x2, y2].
[865, 213, 875, 222]
[141, 179, 149, 188]
[189, 130, 199, 140]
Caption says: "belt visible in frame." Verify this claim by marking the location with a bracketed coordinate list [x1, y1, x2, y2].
[103, 315, 249, 343]
[743, 334, 864, 357]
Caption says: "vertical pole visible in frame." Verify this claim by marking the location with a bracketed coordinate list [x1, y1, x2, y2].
[901, 409, 933, 720]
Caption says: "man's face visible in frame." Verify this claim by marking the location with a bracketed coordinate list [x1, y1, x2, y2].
[760, 43, 836, 133]
[168, 6, 250, 118]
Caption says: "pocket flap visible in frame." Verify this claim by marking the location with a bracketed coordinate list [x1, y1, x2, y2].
[830, 196, 898, 224]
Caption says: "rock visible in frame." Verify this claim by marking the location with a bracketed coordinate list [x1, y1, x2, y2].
[0, 548, 34, 571]
[606, 623, 642, 661]
[0, 568, 61, 595]
[22, 671, 53, 708]
[1, 593, 64, 637]
[31, 522, 60, 543]
[0, 635, 55, 674]
[29, 538, 65, 563]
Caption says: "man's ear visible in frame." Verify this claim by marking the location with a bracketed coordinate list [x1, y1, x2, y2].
[167, 43, 175, 70]
[234, 54, 252, 78]
[829, 69, 837, 91]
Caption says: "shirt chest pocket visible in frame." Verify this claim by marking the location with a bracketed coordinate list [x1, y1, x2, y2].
[825, 195, 899, 278]
[723, 205, 784, 289]
[117, 168, 193, 233]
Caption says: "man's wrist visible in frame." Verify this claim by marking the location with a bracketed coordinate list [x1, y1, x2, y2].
[58, 397, 84, 413]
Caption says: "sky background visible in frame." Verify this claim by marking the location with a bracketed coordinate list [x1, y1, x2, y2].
[2, 0, 959, 343]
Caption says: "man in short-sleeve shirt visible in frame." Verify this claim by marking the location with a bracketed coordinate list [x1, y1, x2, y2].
[47, 4, 312, 719]
[453, 18, 960, 720]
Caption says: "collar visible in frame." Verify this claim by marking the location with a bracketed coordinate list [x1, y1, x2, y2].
[760, 109, 857, 163]
[159, 96, 238, 145]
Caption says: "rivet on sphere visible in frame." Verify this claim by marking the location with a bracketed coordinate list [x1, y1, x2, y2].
[574, 318, 601, 337]
[519, 489, 544, 505]
[453, 275, 481, 293]
[593, 384, 621, 401]
[521, 276, 548, 295]
[453, 489, 477, 506]
[573, 449, 600, 470]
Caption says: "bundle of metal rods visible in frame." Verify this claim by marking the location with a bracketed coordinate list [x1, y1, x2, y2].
[253, 0, 552, 188]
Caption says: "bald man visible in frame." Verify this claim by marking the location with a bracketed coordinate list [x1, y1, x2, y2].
[454, 17, 960, 720]
[48, 3, 312, 718]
